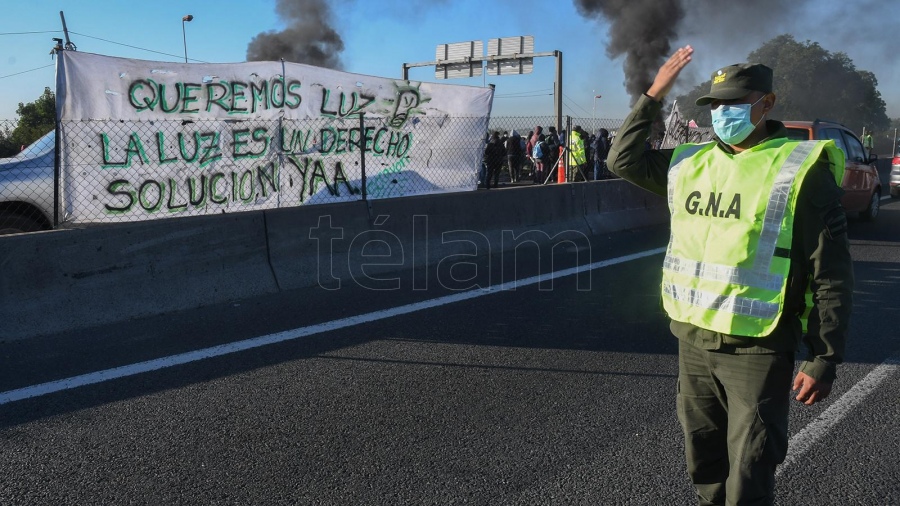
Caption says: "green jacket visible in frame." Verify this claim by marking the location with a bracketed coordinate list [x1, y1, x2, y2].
[608, 94, 854, 382]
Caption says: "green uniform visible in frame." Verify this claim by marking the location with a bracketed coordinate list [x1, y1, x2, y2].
[608, 94, 854, 505]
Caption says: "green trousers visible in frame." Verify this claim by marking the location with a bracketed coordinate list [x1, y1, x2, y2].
[676, 340, 794, 506]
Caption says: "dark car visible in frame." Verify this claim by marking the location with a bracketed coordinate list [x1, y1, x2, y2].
[783, 120, 882, 221]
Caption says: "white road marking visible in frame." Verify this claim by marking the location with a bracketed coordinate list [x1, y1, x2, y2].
[5, 244, 897, 479]
[777, 355, 900, 476]
[0, 247, 666, 405]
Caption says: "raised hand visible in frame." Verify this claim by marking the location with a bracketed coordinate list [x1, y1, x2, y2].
[647, 45, 694, 102]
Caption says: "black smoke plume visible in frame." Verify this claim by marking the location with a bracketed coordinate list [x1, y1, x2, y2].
[573, 0, 829, 104]
[246, 0, 345, 69]
[574, 0, 685, 104]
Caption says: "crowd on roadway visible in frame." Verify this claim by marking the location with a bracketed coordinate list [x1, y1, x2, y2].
[480, 125, 617, 189]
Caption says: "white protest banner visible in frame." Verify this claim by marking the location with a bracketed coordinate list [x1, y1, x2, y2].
[660, 100, 683, 149]
[56, 51, 494, 224]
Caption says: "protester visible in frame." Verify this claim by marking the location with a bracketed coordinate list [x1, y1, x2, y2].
[506, 130, 524, 183]
[546, 126, 561, 178]
[592, 128, 611, 180]
[478, 131, 489, 187]
[585, 131, 596, 165]
[525, 126, 543, 182]
[608, 46, 853, 505]
[863, 129, 874, 157]
[527, 125, 543, 155]
[531, 133, 550, 184]
[483, 131, 506, 189]
[519, 132, 529, 179]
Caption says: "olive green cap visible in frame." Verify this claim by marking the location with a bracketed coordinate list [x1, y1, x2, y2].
[695, 63, 773, 106]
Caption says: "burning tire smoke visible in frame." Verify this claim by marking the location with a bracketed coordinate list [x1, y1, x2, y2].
[246, 0, 345, 69]
[574, 0, 685, 104]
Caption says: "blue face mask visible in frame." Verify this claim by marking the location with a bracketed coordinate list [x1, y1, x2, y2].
[711, 95, 766, 145]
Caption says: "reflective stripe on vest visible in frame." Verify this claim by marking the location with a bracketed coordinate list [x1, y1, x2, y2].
[661, 138, 841, 337]
[663, 283, 780, 319]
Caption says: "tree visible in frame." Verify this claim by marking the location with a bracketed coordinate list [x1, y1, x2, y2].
[0, 87, 56, 157]
[673, 35, 890, 135]
[0, 123, 15, 158]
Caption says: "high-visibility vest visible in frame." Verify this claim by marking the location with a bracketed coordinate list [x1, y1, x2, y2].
[661, 137, 844, 337]
[568, 131, 587, 166]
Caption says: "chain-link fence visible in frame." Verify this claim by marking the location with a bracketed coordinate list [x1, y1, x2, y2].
[488, 116, 624, 139]
[1, 115, 631, 235]
[58, 115, 493, 225]
[485, 116, 626, 185]
[1, 115, 485, 233]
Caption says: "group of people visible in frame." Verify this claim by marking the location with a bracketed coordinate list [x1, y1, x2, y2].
[481, 125, 616, 189]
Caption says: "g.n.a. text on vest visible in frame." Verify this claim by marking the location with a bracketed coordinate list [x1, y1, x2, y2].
[684, 191, 741, 219]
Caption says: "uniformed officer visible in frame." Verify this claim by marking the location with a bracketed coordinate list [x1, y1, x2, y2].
[863, 129, 874, 157]
[607, 46, 853, 505]
[568, 125, 589, 181]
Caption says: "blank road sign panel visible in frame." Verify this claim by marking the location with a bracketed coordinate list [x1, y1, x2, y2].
[487, 35, 534, 75]
[435, 40, 483, 79]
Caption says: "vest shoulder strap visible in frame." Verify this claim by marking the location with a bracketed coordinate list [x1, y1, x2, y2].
[670, 142, 715, 170]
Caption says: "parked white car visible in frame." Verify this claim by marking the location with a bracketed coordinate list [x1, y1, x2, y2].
[0, 130, 55, 234]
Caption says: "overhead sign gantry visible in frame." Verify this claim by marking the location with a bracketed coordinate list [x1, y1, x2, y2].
[402, 35, 563, 131]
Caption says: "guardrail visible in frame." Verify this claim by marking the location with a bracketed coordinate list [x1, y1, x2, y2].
[0, 180, 667, 341]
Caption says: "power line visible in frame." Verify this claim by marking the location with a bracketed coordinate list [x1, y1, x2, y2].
[0, 64, 55, 80]
[0, 30, 59, 36]
[495, 88, 553, 97]
[494, 92, 553, 99]
[69, 31, 208, 63]
[0, 27, 206, 63]
[562, 92, 592, 117]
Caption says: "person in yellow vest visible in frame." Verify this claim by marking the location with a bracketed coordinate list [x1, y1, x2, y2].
[568, 125, 589, 181]
[863, 130, 874, 157]
[608, 46, 853, 505]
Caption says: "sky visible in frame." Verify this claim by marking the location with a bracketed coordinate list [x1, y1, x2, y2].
[1, 0, 897, 123]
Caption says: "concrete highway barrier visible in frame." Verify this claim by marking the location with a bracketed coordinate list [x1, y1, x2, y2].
[0, 212, 279, 340]
[0, 181, 667, 341]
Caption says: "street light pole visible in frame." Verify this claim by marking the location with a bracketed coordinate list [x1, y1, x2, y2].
[593, 93, 601, 131]
[182, 14, 193, 63]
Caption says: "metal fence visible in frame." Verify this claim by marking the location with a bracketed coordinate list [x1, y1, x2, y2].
[0, 116, 467, 233]
[1, 115, 629, 235]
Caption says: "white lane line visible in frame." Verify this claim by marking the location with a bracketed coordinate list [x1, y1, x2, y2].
[777, 355, 900, 476]
[0, 247, 666, 405]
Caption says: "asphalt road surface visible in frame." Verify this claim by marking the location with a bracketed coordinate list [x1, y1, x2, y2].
[1, 193, 897, 505]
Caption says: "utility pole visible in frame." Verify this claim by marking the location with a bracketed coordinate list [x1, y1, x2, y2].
[59, 11, 76, 50]
[554, 50, 563, 133]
